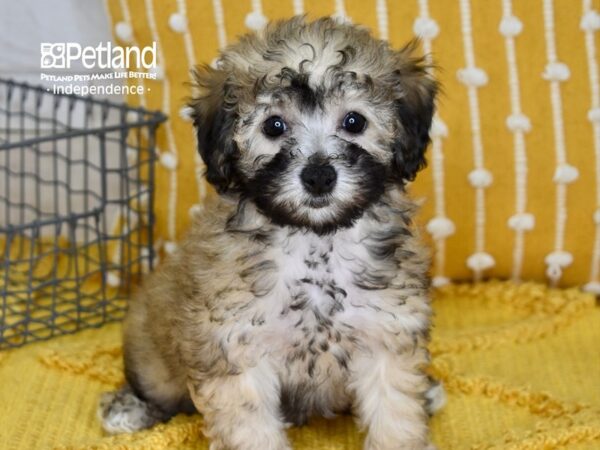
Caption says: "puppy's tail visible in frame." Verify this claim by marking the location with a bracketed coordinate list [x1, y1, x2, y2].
[98, 385, 171, 434]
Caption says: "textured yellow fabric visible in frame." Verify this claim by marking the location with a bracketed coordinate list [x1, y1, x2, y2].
[1, 281, 599, 450]
[103, 0, 600, 287]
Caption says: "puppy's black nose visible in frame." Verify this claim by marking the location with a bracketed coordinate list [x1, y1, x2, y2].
[300, 164, 337, 195]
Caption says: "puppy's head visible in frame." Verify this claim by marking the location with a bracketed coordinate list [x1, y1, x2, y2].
[190, 17, 437, 234]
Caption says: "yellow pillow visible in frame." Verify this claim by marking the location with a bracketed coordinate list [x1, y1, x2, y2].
[104, 0, 600, 289]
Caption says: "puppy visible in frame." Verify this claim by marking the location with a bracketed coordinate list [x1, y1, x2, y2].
[99, 17, 444, 450]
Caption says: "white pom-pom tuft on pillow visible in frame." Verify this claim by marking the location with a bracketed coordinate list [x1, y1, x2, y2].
[588, 107, 600, 123]
[331, 13, 353, 24]
[545, 250, 573, 268]
[426, 217, 456, 239]
[179, 106, 194, 122]
[580, 10, 600, 31]
[115, 22, 133, 43]
[457, 67, 489, 87]
[499, 15, 523, 37]
[543, 62, 570, 82]
[467, 252, 496, 271]
[508, 213, 535, 231]
[413, 17, 440, 39]
[164, 241, 178, 255]
[546, 264, 562, 281]
[245, 11, 268, 30]
[136, 191, 149, 209]
[148, 65, 164, 80]
[545, 249, 572, 281]
[594, 209, 600, 224]
[189, 203, 203, 218]
[430, 117, 448, 138]
[583, 281, 600, 295]
[553, 164, 579, 184]
[159, 152, 178, 171]
[126, 146, 138, 163]
[169, 13, 187, 33]
[506, 113, 532, 133]
[468, 168, 493, 188]
[432, 276, 450, 288]
[107, 271, 121, 287]
[126, 110, 140, 123]
[140, 248, 153, 273]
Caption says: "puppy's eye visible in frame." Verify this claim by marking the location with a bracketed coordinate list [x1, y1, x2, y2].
[342, 112, 367, 134]
[263, 116, 287, 137]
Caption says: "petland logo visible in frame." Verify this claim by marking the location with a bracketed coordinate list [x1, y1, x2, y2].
[41, 42, 157, 70]
[40, 42, 158, 96]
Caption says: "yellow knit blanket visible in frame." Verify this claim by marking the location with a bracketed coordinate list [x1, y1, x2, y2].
[1, 281, 599, 450]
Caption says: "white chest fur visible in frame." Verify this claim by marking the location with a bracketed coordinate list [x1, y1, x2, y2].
[219, 219, 429, 383]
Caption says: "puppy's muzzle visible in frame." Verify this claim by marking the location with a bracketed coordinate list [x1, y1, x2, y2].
[300, 164, 337, 196]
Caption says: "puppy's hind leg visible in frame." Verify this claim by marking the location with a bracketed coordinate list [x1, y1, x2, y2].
[98, 385, 172, 434]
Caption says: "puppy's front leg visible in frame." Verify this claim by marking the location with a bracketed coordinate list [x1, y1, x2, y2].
[350, 349, 431, 450]
[188, 361, 290, 450]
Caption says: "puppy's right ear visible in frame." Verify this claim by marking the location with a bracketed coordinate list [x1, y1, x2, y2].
[189, 65, 240, 194]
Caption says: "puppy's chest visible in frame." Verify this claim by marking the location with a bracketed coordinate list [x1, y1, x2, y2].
[252, 233, 388, 374]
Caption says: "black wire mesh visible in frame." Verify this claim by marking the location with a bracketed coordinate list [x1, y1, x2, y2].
[0, 78, 166, 349]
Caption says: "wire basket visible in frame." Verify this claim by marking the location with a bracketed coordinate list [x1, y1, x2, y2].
[0, 78, 166, 349]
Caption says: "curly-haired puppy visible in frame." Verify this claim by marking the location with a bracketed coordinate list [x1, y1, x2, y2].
[99, 16, 445, 450]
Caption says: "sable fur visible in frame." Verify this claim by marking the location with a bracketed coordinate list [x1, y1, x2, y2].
[99, 16, 443, 450]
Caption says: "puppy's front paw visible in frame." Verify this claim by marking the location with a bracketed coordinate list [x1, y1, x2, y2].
[190, 361, 293, 450]
[207, 431, 291, 450]
[364, 434, 431, 450]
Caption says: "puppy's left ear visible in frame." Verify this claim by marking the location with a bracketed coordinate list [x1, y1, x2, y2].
[389, 44, 438, 183]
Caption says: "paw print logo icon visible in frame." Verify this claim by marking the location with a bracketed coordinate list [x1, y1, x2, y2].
[41, 43, 66, 69]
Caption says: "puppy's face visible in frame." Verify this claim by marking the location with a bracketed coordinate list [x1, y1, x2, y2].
[190, 18, 436, 234]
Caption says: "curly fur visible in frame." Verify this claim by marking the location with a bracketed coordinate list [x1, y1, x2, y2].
[99, 16, 443, 450]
